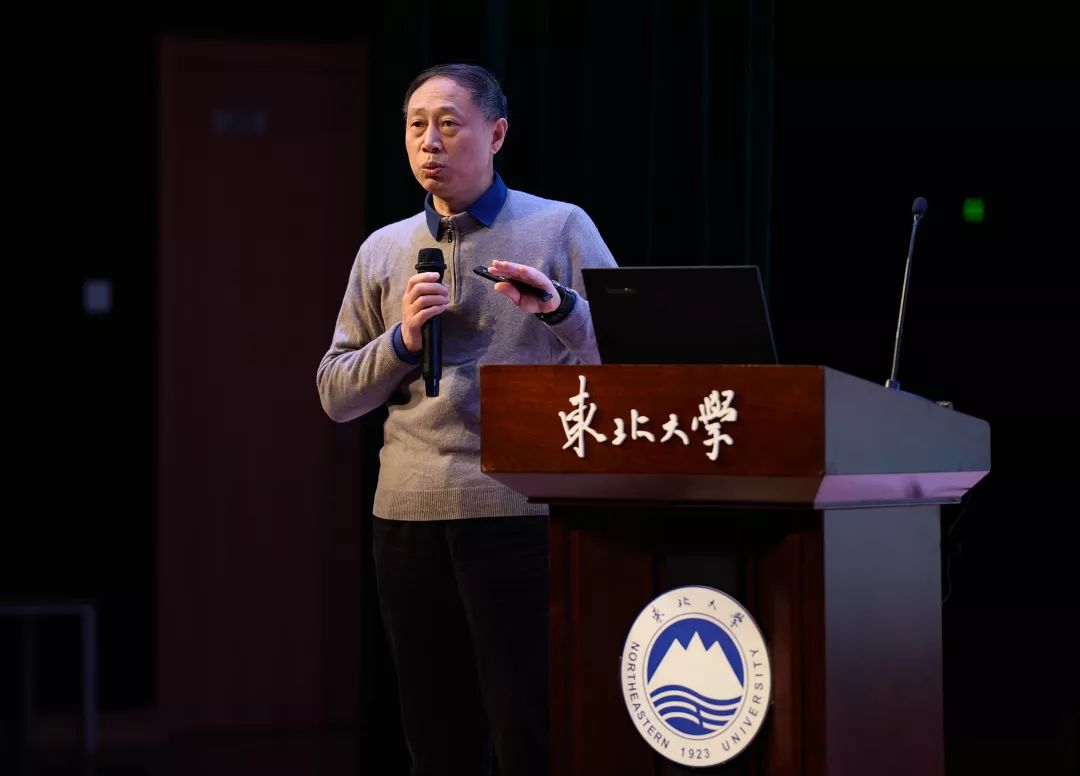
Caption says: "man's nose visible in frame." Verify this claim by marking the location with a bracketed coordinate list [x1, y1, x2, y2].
[421, 126, 442, 151]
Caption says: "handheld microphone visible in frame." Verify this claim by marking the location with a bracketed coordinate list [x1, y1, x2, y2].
[415, 247, 446, 397]
[886, 196, 928, 391]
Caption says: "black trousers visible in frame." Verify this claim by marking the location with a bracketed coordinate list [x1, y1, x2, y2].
[372, 515, 549, 776]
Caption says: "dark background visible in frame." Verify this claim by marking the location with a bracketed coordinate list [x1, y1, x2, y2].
[3, 1, 1078, 774]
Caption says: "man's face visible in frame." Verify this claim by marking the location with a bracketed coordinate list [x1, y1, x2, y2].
[405, 76, 506, 214]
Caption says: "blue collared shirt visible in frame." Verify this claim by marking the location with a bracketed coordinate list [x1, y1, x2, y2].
[394, 173, 510, 362]
[423, 171, 509, 239]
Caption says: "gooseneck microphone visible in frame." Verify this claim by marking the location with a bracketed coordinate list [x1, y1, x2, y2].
[886, 196, 928, 391]
[415, 248, 446, 397]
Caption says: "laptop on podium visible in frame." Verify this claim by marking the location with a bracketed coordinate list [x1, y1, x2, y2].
[581, 265, 779, 365]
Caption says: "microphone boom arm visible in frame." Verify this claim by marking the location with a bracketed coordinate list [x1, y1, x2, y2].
[886, 198, 927, 391]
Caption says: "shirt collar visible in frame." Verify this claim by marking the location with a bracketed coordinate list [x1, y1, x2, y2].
[424, 172, 508, 240]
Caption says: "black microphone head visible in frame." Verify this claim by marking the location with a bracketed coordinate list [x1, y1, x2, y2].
[415, 247, 446, 273]
[912, 196, 928, 217]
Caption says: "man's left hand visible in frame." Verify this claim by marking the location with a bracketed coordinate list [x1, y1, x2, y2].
[488, 260, 561, 315]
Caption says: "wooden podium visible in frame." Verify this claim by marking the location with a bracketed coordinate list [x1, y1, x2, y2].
[480, 365, 990, 776]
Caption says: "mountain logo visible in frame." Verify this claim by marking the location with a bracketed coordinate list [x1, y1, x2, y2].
[620, 586, 772, 768]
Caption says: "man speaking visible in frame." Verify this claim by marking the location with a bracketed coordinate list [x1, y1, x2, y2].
[317, 64, 617, 775]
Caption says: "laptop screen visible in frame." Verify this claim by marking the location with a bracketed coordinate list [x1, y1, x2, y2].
[581, 265, 779, 365]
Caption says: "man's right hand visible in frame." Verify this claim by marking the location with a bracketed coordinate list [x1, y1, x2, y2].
[401, 272, 449, 353]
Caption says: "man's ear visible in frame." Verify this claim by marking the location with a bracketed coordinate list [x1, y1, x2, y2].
[490, 117, 508, 155]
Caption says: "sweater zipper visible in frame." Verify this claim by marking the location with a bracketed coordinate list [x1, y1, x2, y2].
[446, 219, 460, 305]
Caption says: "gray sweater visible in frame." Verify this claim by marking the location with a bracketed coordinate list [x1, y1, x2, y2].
[317, 188, 618, 520]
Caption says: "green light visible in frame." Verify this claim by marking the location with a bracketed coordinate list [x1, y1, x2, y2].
[963, 197, 985, 223]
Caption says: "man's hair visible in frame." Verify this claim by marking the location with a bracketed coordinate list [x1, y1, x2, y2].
[402, 63, 508, 123]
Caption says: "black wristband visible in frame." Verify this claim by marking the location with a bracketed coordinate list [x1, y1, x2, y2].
[534, 280, 577, 325]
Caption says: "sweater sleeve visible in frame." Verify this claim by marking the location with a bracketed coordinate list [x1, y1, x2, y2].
[316, 240, 417, 422]
[544, 206, 619, 365]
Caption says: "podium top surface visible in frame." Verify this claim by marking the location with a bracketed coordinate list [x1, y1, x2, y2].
[479, 365, 990, 509]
